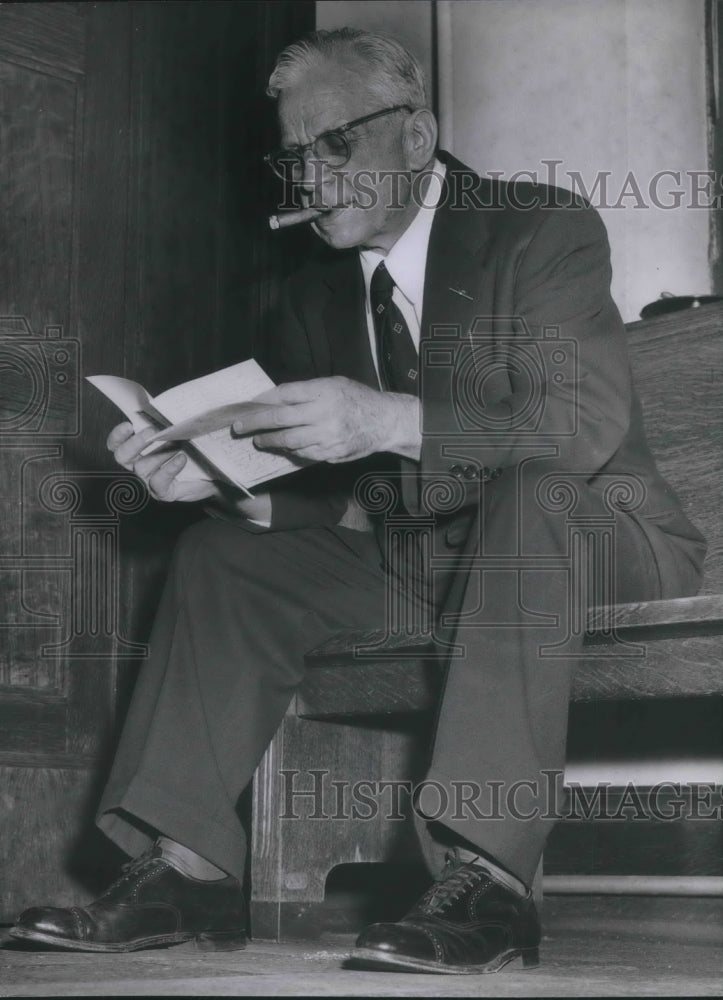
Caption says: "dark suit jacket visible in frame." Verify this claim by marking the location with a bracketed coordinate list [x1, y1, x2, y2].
[253, 152, 704, 576]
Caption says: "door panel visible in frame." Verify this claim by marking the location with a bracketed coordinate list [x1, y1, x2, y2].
[0, 0, 314, 919]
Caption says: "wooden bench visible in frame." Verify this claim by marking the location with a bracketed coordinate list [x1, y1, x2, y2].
[250, 302, 723, 940]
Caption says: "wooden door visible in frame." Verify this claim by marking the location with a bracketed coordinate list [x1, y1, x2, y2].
[0, 0, 313, 920]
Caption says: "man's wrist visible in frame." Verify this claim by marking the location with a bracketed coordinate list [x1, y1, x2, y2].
[384, 393, 422, 461]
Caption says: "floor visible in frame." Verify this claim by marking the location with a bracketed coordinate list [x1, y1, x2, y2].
[1, 896, 722, 997]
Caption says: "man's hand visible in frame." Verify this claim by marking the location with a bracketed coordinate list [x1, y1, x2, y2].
[107, 423, 273, 521]
[234, 377, 422, 463]
[107, 424, 221, 502]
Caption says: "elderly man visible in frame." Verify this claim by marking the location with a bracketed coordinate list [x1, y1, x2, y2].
[11, 28, 705, 973]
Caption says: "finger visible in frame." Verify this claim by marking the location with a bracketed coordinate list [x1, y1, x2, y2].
[252, 426, 321, 452]
[147, 453, 187, 500]
[288, 443, 337, 463]
[132, 448, 184, 481]
[114, 427, 158, 467]
[255, 380, 329, 406]
[233, 401, 319, 435]
[106, 422, 136, 452]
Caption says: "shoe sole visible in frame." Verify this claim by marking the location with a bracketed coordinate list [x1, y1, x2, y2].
[348, 945, 539, 975]
[8, 926, 246, 954]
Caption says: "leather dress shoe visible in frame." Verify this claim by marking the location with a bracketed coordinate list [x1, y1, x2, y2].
[351, 856, 540, 974]
[9, 846, 246, 953]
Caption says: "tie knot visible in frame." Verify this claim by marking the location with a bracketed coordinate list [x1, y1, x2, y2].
[370, 260, 395, 304]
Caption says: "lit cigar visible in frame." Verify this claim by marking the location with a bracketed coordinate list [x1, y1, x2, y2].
[268, 206, 326, 230]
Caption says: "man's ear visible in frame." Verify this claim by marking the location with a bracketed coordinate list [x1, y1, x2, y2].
[404, 108, 438, 170]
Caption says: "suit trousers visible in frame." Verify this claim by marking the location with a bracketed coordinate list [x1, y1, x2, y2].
[97, 464, 705, 886]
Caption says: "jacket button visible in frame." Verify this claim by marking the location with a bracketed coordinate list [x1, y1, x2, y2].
[462, 465, 478, 480]
[449, 464, 464, 479]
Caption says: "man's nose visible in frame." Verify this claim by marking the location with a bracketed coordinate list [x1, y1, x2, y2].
[298, 155, 328, 195]
[299, 158, 349, 209]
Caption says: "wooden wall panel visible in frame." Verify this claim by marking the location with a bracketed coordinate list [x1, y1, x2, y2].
[626, 307, 723, 594]
[0, 3, 85, 80]
[0, 64, 76, 326]
[0, 765, 106, 913]
[0, 54, 80, 692]
[0, 0, 315, 919]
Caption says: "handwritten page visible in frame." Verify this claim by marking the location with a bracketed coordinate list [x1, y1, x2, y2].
[151, 360, 303, 489]
[87, 360, 305, 492]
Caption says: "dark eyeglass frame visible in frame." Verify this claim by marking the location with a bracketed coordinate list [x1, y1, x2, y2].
[264, 104, 413, 181]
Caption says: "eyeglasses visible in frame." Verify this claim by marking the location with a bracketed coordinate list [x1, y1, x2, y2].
[264, 104, 412, 184]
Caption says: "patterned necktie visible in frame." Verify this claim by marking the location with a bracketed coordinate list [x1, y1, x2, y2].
[369, 261, 419, 394]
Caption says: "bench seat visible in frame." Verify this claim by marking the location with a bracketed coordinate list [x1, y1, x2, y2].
[299, 595, 723, 718]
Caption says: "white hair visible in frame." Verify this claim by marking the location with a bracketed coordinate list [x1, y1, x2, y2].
[267, 27, 427, 109]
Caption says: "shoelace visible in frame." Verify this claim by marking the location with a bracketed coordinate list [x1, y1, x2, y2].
[95, 847, 164, 901]
[416, 858, 489, 915]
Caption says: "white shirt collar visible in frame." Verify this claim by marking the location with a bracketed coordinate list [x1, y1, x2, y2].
[359, 158, 446, 324]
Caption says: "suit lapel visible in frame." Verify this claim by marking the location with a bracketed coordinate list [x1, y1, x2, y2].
[420, 155, 493, 402]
